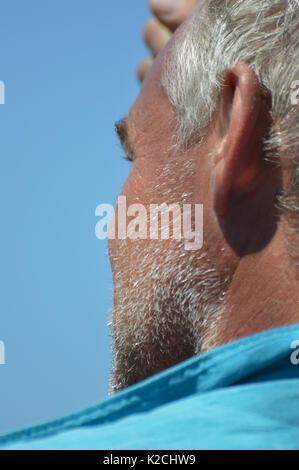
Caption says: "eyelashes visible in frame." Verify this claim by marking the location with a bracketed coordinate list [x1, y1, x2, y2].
[122, 155, 134, 163]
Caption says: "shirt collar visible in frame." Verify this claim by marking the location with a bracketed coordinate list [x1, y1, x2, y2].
[1, 323, 299, 445]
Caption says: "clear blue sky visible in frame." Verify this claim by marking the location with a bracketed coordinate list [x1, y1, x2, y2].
[0, 0, 149, 433]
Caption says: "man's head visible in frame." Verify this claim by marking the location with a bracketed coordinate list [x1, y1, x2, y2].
[109, 0, 299, 393]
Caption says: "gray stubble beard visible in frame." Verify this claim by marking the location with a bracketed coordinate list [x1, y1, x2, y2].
[109, 156, 230, 393]
[109, 238, 229, 394]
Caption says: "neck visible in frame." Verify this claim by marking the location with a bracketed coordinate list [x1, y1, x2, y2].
[202, 226, 299, 351]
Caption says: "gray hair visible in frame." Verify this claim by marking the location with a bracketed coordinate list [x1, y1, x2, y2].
[161, 0, 299, 261]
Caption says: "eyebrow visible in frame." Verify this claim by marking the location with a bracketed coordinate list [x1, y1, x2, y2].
[115, 117, 136, 162]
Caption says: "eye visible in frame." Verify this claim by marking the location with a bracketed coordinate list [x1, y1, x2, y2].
[122, 155, 134, 163]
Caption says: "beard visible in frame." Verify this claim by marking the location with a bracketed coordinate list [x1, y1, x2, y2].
[109, 157, 230, 394]
[109, 234, 230, 394]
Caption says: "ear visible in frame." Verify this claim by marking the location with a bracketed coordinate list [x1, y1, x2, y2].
[213, 61, 272, 216]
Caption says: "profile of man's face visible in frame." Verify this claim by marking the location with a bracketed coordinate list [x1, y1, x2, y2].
[108, 0, 299, 394]
[108, 14, 232, 393]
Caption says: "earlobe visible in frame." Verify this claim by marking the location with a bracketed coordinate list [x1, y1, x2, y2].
[213, 61, 272, 217]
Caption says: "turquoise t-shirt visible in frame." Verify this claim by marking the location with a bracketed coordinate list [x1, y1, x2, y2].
[1, 324, 299, 450]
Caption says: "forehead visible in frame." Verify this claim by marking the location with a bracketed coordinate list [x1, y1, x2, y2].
[127, 0, 210, 151]
[127, 37, 178, 156]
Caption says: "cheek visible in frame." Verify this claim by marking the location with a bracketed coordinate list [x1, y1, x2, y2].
[108, 155, 171, 272]
[108, 158, 154, 268]
[120, 155, 165, 204]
